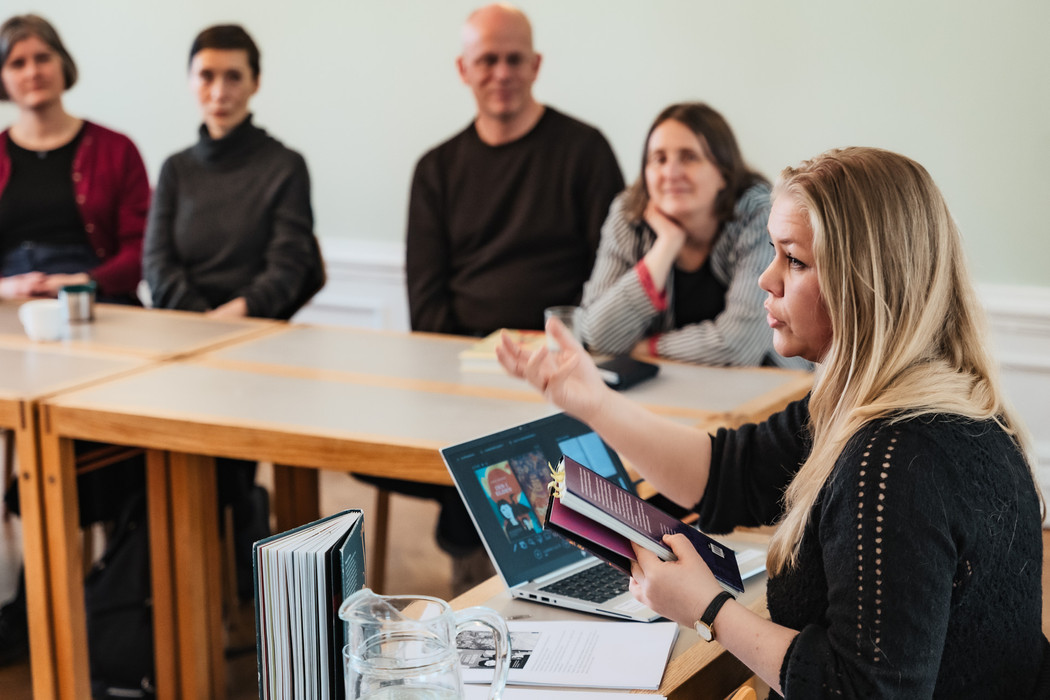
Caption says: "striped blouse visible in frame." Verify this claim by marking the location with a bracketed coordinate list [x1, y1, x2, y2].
[580, 184, 810, 369]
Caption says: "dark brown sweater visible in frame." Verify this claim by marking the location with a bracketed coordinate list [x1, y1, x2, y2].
[406, 107, 623, 336]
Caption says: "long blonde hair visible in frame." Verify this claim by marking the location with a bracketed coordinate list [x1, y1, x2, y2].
[767, 147, 1038, 574]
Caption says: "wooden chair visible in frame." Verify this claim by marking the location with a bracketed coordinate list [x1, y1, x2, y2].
[726, 685, 757, 700]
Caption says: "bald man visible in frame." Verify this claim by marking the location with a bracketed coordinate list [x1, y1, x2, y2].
[406, 3, 623, 336]
[397, 4, 623, 593]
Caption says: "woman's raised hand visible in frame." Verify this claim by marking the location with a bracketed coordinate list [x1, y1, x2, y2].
[495, 317, 610, 423]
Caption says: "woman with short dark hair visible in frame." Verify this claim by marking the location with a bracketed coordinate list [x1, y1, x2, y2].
[143, 23, 324, 602]
[143, 23, 323, 320]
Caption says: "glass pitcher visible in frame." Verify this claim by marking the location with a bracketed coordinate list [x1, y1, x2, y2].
[339, 588, 509, 700]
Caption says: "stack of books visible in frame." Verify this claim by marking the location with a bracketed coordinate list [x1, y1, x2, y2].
[458, 329, 545, 373]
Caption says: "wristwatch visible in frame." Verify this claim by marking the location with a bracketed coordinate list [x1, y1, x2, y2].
[693, 590, 735, 642]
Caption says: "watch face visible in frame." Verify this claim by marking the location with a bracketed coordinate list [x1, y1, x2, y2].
[694, 620, 713, 641]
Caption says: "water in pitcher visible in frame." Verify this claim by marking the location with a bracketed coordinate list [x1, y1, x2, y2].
[339, 589, 509, 700]
[359, 687, 460, 700]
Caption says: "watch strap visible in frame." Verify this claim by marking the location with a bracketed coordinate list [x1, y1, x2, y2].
[696, 590, 735, 641]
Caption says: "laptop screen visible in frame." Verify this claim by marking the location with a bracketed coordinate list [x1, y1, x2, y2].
[441, 413, 634, 588]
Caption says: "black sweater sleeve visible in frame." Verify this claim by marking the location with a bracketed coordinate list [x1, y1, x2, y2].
[143, 158, 211, 312]
[695, 396, 811, 533]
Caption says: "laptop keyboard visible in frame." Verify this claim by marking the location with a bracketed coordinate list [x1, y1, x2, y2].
[539, 564, 630, 603]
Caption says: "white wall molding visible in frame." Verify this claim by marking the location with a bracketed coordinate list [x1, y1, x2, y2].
[979, 284, 1050, 523]
[292, 238, 408, 331]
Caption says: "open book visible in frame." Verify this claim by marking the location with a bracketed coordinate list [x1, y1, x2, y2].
[545, 456, 745, 594]
[253, 509, 365, 700]
[459, 619, 678, 689]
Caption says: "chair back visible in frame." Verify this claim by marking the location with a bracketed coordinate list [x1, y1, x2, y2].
[727, 686, 757, 700]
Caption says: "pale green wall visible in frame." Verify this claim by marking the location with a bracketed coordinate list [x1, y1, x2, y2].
[3, 0, 1048, 285]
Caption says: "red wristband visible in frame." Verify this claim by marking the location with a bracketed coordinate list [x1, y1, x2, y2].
[635, 260, 668, 312]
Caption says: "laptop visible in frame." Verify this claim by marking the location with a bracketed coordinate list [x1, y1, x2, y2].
[441, 412, 661, 622]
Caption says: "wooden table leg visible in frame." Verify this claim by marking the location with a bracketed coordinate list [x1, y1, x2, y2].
[272, 464, 319, 532]
[37, 409, 90, 700]
[146, 450, 179, 699]
[167, 452, 225, 700]
[371, 488, 390, 592]
[15, 403, 58, 700]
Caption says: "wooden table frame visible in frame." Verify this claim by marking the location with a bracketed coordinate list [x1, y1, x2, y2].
[30, 327, 812, 699]
[37, 377, 557, 699]
[0, 303, 280, 700]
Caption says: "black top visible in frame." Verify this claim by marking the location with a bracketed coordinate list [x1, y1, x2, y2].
[144, 115, 322, 319]
[0, 127, 86, 254]
[406, 107, 624, 335]
[671, 257, 727, 328]
[698, 397, 1045, 698]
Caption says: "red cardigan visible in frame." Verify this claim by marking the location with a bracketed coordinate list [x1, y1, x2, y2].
[0, 121, 150, 297]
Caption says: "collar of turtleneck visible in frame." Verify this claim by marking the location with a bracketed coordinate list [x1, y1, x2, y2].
[192, 114, 265, 164]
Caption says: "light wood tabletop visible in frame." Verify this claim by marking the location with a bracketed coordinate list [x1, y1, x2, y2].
[200, 323, 814, 421]
[43, 360, 562, 480]
[0, 301, 278, 359]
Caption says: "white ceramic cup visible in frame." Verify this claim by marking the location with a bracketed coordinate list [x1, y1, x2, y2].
[543, 305, 582, 352]
[18, 299, 65, 342]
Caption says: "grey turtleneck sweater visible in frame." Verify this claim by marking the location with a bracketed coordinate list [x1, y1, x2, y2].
[144, 115, 321, 319]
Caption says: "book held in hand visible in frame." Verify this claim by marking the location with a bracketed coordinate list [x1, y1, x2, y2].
[253, 509, 365, 700]
[545, 456, 745, 594]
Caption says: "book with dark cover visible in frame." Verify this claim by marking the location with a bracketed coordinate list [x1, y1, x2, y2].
[544, 497, 634, 574]
[596, 355, 660, 390]
[547, 456, 744, 593]
[253, 509, 365, 700]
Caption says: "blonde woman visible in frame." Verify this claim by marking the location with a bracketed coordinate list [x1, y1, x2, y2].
[497, 147, 1046, 697]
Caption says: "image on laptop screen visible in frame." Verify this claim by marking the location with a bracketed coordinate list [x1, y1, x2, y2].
[442, 413, 633, 588]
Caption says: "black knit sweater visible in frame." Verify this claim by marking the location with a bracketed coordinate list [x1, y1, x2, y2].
[144, 115, 319, 319]
[698, 398, 1044, 698]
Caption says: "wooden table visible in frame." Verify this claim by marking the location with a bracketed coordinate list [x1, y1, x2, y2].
[450, 530, 773, 699]
[35, 323, 812, 699]
[0, 302, 279, 700]
[198, 324, 813, 423]
[0, 345, 152, 700]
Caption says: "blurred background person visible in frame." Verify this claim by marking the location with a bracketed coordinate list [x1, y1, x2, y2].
[397, 3, 622, 593]
[144, 23, 324, 601]
[0, 14, 148, 303]
[0, 13, 150, 666]
[581, 102, 807, 368]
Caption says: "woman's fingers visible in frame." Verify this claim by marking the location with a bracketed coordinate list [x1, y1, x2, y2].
[495, 330, 525, 377]
[545, 316, 584, 353]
